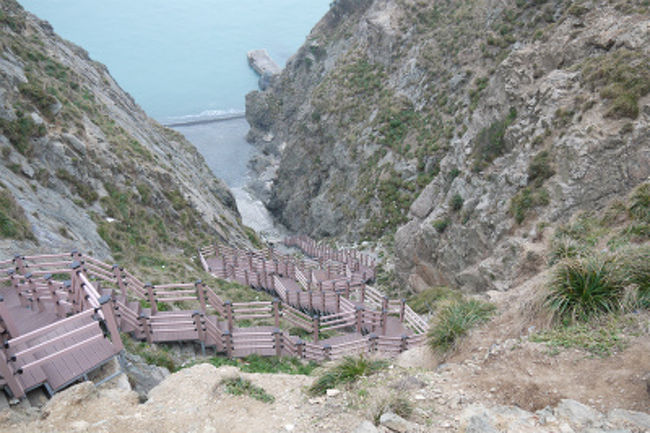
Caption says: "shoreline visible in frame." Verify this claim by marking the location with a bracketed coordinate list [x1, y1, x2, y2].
[163, 112, 246, 128]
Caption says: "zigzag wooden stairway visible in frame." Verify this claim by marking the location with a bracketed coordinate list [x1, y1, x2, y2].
[0, 237, 429, 401]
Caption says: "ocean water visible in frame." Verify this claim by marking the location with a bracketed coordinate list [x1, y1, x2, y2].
[18, 0, 331, 122]
[18, 0, 327, 233]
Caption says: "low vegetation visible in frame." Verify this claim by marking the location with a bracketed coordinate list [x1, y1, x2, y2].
[536, 183, 649, 355]
[0, 184, 35, 241]
[408, 286, 463, 315]
[531, 315, 638, 357]
[221, 376, 275, 403]
[207, 354, 318, 375]
[428, 299, 495, 353]
[308, 356, 388, 395]
[121, 335, 177, 372]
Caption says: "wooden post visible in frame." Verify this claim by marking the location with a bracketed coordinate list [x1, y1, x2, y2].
[381, 309, 388, 335]
[345, 281, 350, 298]
[145, 283, 157, 315]
[223, 330, 233, 358]
[224, 301, 233, 332]
[113, 265, 126, 297]
[360, 285, 366, 303]
[308, 290, 313, 311]
[244, 269, 250, 286]
[196, 280, 207, 312]
[320, 287, 326, 313]
[368, 333, 378, 353]
[400, 335, 408, 353]
[0, 295, 19, 338]
[382, 296, 389, 312]
[295, 290, 301, 308]
[139, 314, 152, 343]
[193, 311, 205, 343]
[399, 299, 406, 322]
[0, 350, 25, 399]
[355, 306, 363, 333]
[273, 329, 282, 357]
[273, 298, 280, 328]
[323, 344, 332, 361]
[296, 339, 304, 358]
[336, 291, 341, 313]
[312, 315, 319, 343]
[13, 255, 26, 274]
[99, 295, 124, 352]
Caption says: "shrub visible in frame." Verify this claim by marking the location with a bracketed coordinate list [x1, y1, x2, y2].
[546, 255, 624, 322]
[449, 193, 464, 212]
[582, 49, 650, 120]
[527, 150, 555, 187]
[0, 114, 46, 156]
[472, 107, 517, 170]
[222, 376, 275, 403]
[432, 218, 450, 233]
[308, 357, 387, 395]
[0, 186, 35, 241]
[428, 299, 495, 352]
[509, 187, 549, 224]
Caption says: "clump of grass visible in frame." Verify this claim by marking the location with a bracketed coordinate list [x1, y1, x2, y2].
[449, 193, 463, 212]
[527, 150, 555, 187]
[582, 48, 650, 119]
[548, 237, 586, 265]
[546, 255, 624, 322]
[0, 185, 36, 241]
[55, 168, 99, 204]
[222, 376, 275, 403]
[308, 357, 388, 395]
[428, 299, 495, 353]
[207, 354, 318, 375]
[628, 183, 649, 223]
[531, 317, 628, 357]
[372, 395, 414, 425]
[432, 217, 450, 233]
[472, 107, 517, 170]
[408, 286, 463, 315]
[121, 334, 177, 372]
[509, 186, 549, 224]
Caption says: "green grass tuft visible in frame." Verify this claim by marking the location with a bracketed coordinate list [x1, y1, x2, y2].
[308, 357, 388, 395]
[222, 376, 275, 403]
[428, 299, 495, 352]
[546, 255, 624, 322]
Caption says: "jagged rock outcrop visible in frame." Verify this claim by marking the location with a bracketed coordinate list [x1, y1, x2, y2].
[0, 1, 248, 264]
[246, 0, 649, 292]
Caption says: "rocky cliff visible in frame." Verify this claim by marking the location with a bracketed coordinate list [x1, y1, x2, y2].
[246, 0, 649, 292]
[0, 1, 247, 271]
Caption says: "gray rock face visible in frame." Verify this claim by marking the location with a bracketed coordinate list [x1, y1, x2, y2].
[244, 0, 649, 292]
[0, 2, 248, 259]
[123, 352, 170, 402]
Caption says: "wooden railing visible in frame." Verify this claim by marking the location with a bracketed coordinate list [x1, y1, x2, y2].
[0, 239, 431, 400]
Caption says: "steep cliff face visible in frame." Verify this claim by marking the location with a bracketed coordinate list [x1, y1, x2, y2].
[0, 1, 247, 269]
[246, 0, 649, 292]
